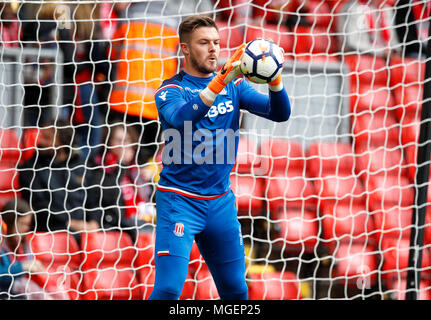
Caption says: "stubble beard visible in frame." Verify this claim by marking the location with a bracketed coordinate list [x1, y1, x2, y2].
[189, 52, 217, 75]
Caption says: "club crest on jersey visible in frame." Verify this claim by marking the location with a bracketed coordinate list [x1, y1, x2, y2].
[173, 222, 184, 237]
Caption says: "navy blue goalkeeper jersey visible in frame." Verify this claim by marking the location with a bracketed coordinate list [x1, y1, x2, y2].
[154, 70, 291, 197]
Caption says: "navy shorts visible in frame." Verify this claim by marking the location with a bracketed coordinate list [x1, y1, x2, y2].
[154, 188, 245, 265]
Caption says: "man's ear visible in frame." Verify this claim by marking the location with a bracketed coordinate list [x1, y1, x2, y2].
[180, 42, 189, 57]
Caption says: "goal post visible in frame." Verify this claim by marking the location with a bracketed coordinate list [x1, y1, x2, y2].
[0, 0, 430, 300]
[406, 16, 431, 300]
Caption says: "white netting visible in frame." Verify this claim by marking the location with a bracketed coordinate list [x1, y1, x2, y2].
[0, 0, 430, 300]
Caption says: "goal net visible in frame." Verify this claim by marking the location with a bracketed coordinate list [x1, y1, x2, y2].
[0, 0, 430, 300]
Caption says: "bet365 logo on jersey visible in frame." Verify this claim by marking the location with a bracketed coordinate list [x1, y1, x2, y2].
[205, 101, 234, 118]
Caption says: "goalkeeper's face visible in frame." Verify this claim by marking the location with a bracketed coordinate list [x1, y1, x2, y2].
[184, 26, 220, 76]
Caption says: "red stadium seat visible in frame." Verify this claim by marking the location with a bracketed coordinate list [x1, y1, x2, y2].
[343, 54, 388, 85]
[29, 232, 81, 267]
[333, 243, 379, 288]
[194, 269, 220, 300]
[271, 208, 319, 254]
[245, 24, 293, 54]
[373, 206, 431, 244]
[136, 231, 155, 267]
[140, 266, 155, 300]
[343, 54, 391, 115]
[230, 174, 265, 215]
[0, 128, 20, 163]
[355, 145, 407, 179]
[387, 278, 431, 300]
[216, 21, 244, 50]
[0, 164, 19, 198]
[28, 232, 82, 300]
[306, 142, 356, 177]
[404, 144, 418, 183]
[248, 270, 301, 300]
[80, 231, 141, 300]
[389, 56, 425, 122]
[19, 128, 39, 164]
[373, 206, 413, 241]
[313, 174, 366, 211]
[217, 24, 245, 62]
[389, 56, 425, 88]
[293, 25, 337, 56]
[305, 0, 333, 29]
[266, 172, 317, 212]
[320, 203, 375, 252]
[401, 118, 420, 182]
[392, 84, 423, 121]
[381, 238, 431, 281]
[352, 112, 400, 147]
[259, 139, 306, 175]
[401, 117, 420, 147]
[233, 136, 263, 175]
[366, 175, 414, 212]
[351, 84, 394, 114]
[261, 139, 317, 211]
[135, 231, 156, 291]
[180, 273, 198, 300]
[81, 268, 141, 300]
[81, 231, 137, 267]
[189, 241, 209, 275]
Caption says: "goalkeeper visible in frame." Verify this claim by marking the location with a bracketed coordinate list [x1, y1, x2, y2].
[149, 15, 291, 300]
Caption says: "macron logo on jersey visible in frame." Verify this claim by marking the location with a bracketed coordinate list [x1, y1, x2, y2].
[155, 84, 183, 100]
[159, 91, 167, 101]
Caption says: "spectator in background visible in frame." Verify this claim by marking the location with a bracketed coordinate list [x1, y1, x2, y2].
[99, 1, 120, 41]
[18, 119, 100, 237]
[61, 2, 109, 162]
[0, 198, 52, 300]
[107, 1, 180, 165]
[0, 1, 21, 47]
[19, 1, 109, 162]
[336, 0, 400, 58]
[395, 0, 430, 58]
[86, 122, 156, 243]
[19, 1, 74, 127]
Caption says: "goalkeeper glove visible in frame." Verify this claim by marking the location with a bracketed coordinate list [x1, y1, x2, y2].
[268, 74, 283, 92]
[200, 43, 246, 104]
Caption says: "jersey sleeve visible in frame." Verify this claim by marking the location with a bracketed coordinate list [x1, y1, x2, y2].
[155, 82, 210, 129]
[237, 79, 291, 122]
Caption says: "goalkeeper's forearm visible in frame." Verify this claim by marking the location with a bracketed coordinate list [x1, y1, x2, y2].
[267, 75, 290, 122]
[241, 85, 291, 122]
[268, 88, 291, 122]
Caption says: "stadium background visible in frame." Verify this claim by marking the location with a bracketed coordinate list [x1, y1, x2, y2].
[0, 0, 430, 300]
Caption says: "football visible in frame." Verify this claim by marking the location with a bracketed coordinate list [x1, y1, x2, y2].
[240, 39, 284, 84]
